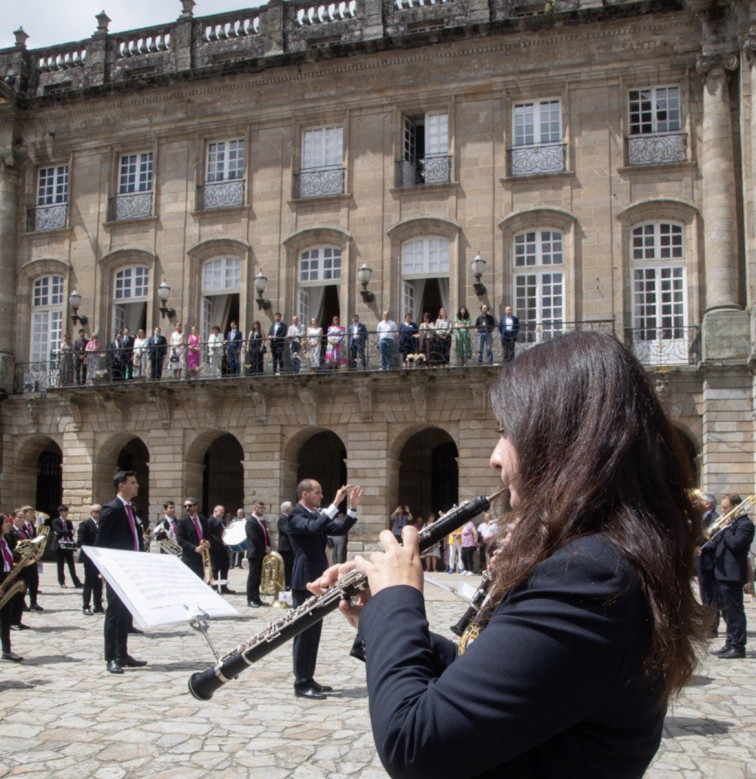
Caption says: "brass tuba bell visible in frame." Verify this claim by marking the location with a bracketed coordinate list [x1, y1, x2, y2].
[259, 551, 288, 608]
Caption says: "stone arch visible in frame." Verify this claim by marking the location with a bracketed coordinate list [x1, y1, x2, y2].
[13, 435, 63, 517]
[280, 426, 347, 508]
[185, 429, 244, 515]
[93, 432, 150, 519]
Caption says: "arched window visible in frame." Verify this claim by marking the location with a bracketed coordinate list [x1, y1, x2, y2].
[401, 236, 450, 321]
[30, 275, 64, 363]
[113, 266, 149, 335]
[297, 247, 342, 325]
[631, 222, 687, 362]
[201, 257, 242, 338]
[513, 230, 564, 341]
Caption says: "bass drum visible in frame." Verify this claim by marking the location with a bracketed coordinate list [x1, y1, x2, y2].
[224, 520, 248, 552]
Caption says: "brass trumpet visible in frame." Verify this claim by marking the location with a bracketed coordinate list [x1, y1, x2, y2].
[703, 494, 756, 541]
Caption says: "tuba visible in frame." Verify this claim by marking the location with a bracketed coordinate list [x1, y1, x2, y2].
[260, 551, 288, 608]
[0, 528, 48, 610]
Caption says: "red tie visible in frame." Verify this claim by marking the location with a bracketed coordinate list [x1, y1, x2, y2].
[193, 517, 203, 541]
[124, 503, 139, 551]
[258, 518, 268, 546]
[1, 539, 13, 571]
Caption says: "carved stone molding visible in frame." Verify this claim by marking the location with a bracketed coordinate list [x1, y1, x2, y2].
[149, 388, 174, 429]
[696, 52, 739, 78]
[470, 382, 489, 419]
[297, 386, 318, 426]
[410, 381, 428, 422]
[353, 378, 373, 423]
[249, 388, 267, 426]
[68, 397, 84, 432]
[26, 398, 42, 433]
[743, 27, 756, 63]
[96, 391, 125, 428]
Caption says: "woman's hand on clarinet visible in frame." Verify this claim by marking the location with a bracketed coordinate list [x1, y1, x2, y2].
[353, 524, 424, 597]
[308, 561, 367, 629]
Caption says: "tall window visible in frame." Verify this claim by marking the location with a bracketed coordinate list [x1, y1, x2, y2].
[201, 257, 242, 337]
[32, 166, 68, 230]
[401, 237, 450, 320]
[511, 100, 564, 175]
[401, 112, 451, 186]
[627, 86, 684, 165]
[30, 275, 64, 363]
[298, 247, 342, 324]
[631, 223, 686, 362]
[113, 266, 149, 335]
[298, 127, 344, 197]
[119, 152, 153, 193]
[200, 140, 245, 209]
[513, 230, 564, 341]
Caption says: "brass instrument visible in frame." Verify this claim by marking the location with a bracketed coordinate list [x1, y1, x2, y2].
[200, 543, 214, 586]
[703, 494, 756, 542]
[157, 536, 182, 556]
[0, 528, 48, 610]
[260, 551, 288, 609]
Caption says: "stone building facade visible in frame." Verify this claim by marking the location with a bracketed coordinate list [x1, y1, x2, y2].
[0, 0, 754, 543]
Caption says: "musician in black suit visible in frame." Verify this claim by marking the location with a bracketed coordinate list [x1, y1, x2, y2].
[702, 493, 755, 659]
[268, 312, 287, 374]
[208, 504, 234, 594]
[245, 501, 271, 607]
[695, 491, 720, 636]
[147, 326, 168, 380]
[277, 501, 294, 589]
[95, 470, 147, 674]
[51, 506, 82, 588]
[0, 513, 24, 661]
[288, 480, 361, 699]
[17, 506, 42, 611]
[77, 504, 103, 615]
[176, 498, 210, 579]
[311, 332, 702, 775]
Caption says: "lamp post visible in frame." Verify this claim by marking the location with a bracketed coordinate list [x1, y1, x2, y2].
[255, 270, 271, 310]
[471, 252, 487, 296]
[357, 263, 375, 303]
[69, 289, 89, 326]
[157, 280, 176, 320]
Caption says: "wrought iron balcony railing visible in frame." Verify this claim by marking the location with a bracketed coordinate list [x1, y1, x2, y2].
[398, 155, 453, 187]
[26, 203, 68, 232]
[108, 191, 154, 221]
[509, 143, 566, 177]
[626, 133, 687, 167]
[197, 180, 245, 210]
[294, 167, 345, 198]
[623, 325, 700, 366]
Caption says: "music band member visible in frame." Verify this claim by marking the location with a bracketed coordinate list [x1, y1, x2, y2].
[209, 504, 234, 594]
[1, 514, 24, 661]
[702, 493, 755, 659]
[245, 501, 270, 607]
[77, 504, 103, 616]
[96, 470, 148, 674]
[176, 498, 209, 578]
[311, 332, 701, 775]
[51, 505, 83, 588]
[154, 500, 179, 547]
[17, 507, 43, 612]
[277, 501, 294, 589]
[289, 481, 361, 699]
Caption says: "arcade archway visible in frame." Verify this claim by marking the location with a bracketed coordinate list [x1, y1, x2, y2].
[201, 433, 244, 516]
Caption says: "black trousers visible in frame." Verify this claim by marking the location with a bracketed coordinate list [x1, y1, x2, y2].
[717, 579, 747, 649]
[246, 555, 263, 604]
[104, 583, 131, 662]
[279, 550, 293, 589]
[22, 562, 39, 605]
[461, 546, 476, 573]
[82, 558, 103, 610]
[292, 587, 322, 686]
[211, 550, 230, 587]
[56, 549, 81, 585]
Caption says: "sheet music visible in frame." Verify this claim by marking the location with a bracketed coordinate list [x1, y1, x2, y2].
[82, 546, 240, 628]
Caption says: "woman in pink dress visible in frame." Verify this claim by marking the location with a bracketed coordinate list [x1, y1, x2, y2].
[325, 315, 346, 369]
[187, 325, 202, 378]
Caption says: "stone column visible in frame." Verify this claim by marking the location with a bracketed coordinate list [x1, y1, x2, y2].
[0, 154, 20, 393]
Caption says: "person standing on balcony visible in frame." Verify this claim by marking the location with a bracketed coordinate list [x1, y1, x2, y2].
[269, 312, 288, 375]
[147, 326, 167, 381]
[74, 328, 88, 385]
[225, 321, 242, 376]
[348, 313, 368, 370]
[453, 306, 473, 366]
[109, 330, 124, 382]
[206, 325, 223, 378]
[499, 306, 520, 363]
[475, 304, 496, 365]
[287, 315, 305, 373]
[377, 311, 398, 370]
[120, 326, 135, 380]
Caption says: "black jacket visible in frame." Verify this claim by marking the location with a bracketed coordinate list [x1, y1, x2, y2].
[96, 499, 144, 552]
[277, 513, 292, 553]
[703, 514, 755, 584]
[76, 517, 98, 563]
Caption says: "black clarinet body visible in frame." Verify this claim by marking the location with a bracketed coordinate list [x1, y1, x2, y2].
[449, 570, 493, 637]
[188, 490, 503, 700]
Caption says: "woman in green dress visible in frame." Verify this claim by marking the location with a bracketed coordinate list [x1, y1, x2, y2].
[454, 305, 473, 365]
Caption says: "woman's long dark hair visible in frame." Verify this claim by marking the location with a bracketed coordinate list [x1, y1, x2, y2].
[489, 331, 703, 704]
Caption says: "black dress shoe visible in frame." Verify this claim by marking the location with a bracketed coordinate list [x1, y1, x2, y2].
[248, 601, 262, 608]
[712, 644, 731, 656]
[2, 651, 24, 662]
[74, 582, 84, 589]
[93, 607, 104, 614]
[107, 660, 124, 674]
[311, 680, 333, 693]
[29, 604, 43, 611]
[128, 627, 144, 634]
[11, 624, 30, 631]
[294, 685, 326, 700]
[120, 655, 148, 668]
[59, 583, 67, 588]
[718, 647, 746, 659]
[83, 607, 93, 616]
[221, 587, 236, 594]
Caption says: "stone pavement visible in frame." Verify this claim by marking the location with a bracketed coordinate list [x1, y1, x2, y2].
[1, 563, 755, 778]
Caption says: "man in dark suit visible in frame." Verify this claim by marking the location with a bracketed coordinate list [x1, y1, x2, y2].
[73, 328, 88, 385]
[703, 493, 755, 659]
[268, 312, 287, 374]
[288, 480, 361, 699]
[499, 306, 520, 363]
[51, 505, 82, 588]
[246, 500, 270, 607]
[148, 326, 168, 380]
[120, 326, 135, 380]
[95, 470, 147, 674]
[77, 503, 103, 616]
[348, 313, 368, 370]
[695, 491, 720, 636]
[225, 321, 243, 376]
[109, 331, 124, 381]
[208, 504, 233, 594]
[176, 498, 210, 579]
[277, 501, 294, 589]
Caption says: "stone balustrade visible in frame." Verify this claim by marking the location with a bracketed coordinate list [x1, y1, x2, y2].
[0, 0, 650, 99]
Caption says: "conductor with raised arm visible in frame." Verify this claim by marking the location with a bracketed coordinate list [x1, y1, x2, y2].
[288, 480, 362, 699]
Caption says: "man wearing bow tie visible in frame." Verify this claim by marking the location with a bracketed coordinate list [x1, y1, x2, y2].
[96, 470, 147, 674]
[288, 480, 362, 699]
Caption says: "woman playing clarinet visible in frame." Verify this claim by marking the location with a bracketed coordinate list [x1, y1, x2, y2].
[311, 331, 704, 779]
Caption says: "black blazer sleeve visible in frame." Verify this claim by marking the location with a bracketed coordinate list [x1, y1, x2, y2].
[358, 536, 662, 779]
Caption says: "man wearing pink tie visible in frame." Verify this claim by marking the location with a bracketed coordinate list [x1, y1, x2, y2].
[95, 470, 147, 675]
[176, 498, 210, 579]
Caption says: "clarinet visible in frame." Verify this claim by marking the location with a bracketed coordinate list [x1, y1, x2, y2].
[188, 488, 504, 700]
[449, 569, 493, 637]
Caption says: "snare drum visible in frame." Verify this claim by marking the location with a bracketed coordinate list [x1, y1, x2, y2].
[224, 520, 248, 553]
[58, 539, 77, 551]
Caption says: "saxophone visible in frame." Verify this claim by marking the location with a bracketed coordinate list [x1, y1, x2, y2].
[0, 528, 48, 610]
